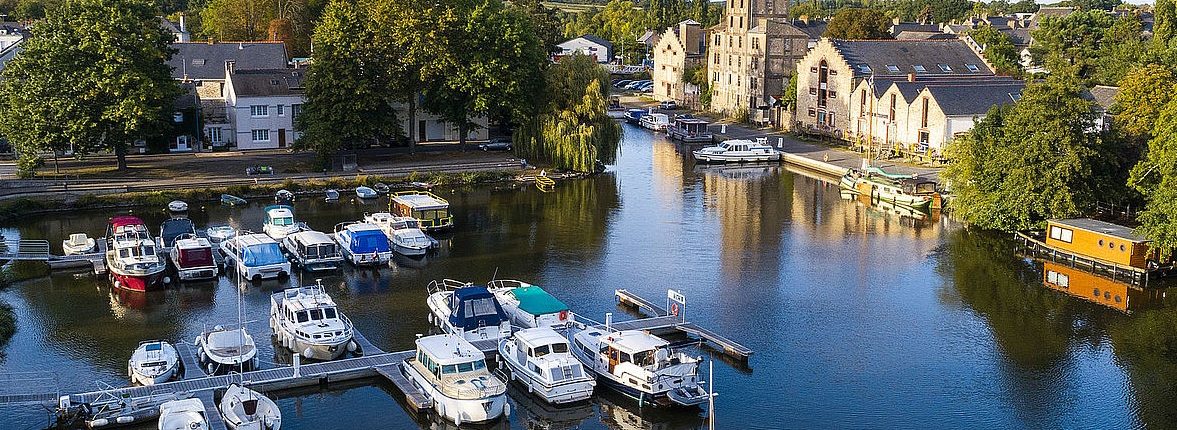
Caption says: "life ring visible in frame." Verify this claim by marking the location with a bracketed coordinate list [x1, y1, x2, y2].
[670, 303, 680, 317]
[559, 310, 568, 321]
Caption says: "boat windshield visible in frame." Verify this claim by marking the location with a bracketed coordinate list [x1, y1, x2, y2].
[463, 297, 499, 318]
[441, 359, 487, 375]
[179, 247, 213, 266]
[273, 216, 294, 226]
[304, 243, 335, 258]
[632, 349, 656, 367]
[392, 219, 420, 229]
[413, 209, 448, 221]
[552, 342, 569, 354]
[297, 307, 338, 323]
[120, 245, 156, 258]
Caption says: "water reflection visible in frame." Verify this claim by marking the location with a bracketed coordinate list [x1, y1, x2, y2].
[1041, 262, 1166, 314]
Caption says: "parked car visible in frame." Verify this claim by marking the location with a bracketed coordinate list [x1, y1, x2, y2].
[246, 165, 275, 175]
[479, 138, 512, 151]
[614, 79, 632, 88]
[637, 82, 655, 92]
[625, 81, 647, 90]
[659, 101, 678, 110]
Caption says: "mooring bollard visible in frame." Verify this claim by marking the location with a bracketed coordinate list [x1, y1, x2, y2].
[721, 124, 727, 134]
[778, 137, 783, 148]
[293, 353, 301, 378]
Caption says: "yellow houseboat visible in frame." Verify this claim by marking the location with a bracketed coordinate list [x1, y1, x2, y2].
[1018, 218, 1176, 287]
[1041, 261, 1165, 314]
[390, 191, 453, 231]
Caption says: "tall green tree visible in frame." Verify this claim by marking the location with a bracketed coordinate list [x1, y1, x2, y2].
[0, 0, 178, 174]
[1029, 10, 1114, 83]
[514, 53, 621, 172]
[1093, 15, 1147, 86]
[421, 0, 548, 150]
[1129, 98, 1177, 260]
[968, 24, 1021, 76]
[295, 0, 400, 160]
[943, 77, 1114, 231]
[823, 8, 892, 40]
[1155, 0, 1177, 60]
[1112, 64, 1177, 140]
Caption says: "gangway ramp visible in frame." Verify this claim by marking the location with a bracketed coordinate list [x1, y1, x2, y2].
[0, 239, 50, 261]
[0, 371, 58, 405]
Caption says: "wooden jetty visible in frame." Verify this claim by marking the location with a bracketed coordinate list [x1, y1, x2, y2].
[374, 364, 433, 411]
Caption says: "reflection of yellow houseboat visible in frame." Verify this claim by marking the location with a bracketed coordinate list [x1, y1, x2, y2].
[1017, 218, 1176, 286]
[1041, 262, 1165, 314]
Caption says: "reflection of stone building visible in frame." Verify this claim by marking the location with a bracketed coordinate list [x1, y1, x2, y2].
[701, 164, 790, 278]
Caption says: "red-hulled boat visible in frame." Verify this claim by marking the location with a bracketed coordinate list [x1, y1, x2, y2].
[105, 216, 167, 292]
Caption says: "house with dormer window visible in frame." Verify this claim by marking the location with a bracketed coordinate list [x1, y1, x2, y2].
[224, 66, 305, 150]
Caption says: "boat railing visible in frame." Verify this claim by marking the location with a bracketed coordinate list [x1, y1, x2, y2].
[427, 278, 472, 295]
[486, 279, 528, 291]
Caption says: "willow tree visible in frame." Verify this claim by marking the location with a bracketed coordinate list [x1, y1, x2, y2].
[514, 54, 620, 173]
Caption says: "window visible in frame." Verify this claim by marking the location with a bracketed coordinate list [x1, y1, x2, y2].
[715, 35, 720, 45]
[252, 129, 270, 142]
[810, 66, 818, 73]
[714, 53, 719, 64]
[938, 64, 952, 72]
[1049, 226, 1073, 243]
[860, 89, 867, 116]
[913, 65, 927, 73]
[965, 64, 980, 72]
[277, 104, 284, 116]
[250, 105, 268, 117]
[728, 55, 731, 66]
[858, 65, 871, 73]
[886, 65, 900, 73]
[828, 91, 836, 99]
[751, 77, 757, 89]
[809, 87, 817, 95]
[889, 94, 896, 121]
[919, 131, 929, 144]
[829, 70, 837, 76]
[208, 127, 222, 143]
[808, 108, 816, 117]
[291, 104, 302, 120]
[827, 113, 836, 126]
[921, 98, 929, 128]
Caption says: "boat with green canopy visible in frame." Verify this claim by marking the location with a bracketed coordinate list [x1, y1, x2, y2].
[488, 280, 574, 329]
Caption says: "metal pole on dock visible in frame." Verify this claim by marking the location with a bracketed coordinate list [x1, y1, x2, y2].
[708, 359, 717, 430]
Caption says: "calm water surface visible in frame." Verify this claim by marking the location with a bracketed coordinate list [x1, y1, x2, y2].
[3, 124, 1177, 429]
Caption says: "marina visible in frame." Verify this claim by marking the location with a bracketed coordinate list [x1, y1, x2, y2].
[2, 123, 1177, 429]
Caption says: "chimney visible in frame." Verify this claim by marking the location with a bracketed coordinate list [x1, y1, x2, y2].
[907, 72, 916, 82]
[179, 13, 186, 33]
[893, 17, 901, 25]
[800, 14, 809, 25]
[225, 60, 235, 75]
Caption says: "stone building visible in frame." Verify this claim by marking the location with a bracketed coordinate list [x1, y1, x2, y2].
[794, 38, 994, 138]
[652, 20, 706, 107]
[707, 0, 810, 124]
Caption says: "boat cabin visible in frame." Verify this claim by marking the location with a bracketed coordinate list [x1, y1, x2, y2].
[716, 139, 771, 153]
[448, 286, 509, 333]
[283, 231, 341, 269]
[222, 234, 287, 268]
[1045, 219, 1153, 269]
[173, 237, 214, 268]
[109, 216, 151, 243]
[1042, 261, 1165, 314]
[159, 218, 197, 248]
[414, 335, 490, 380]
[273, 286, 352, 341]
[508, 328, 583, 376]
[671, 118, 709, 134]
[390, 191, 452, 230]
[264, 205, 295, 228]
[336, 223, 390, 254]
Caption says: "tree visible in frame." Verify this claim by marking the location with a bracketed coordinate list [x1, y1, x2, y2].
[968, 24, 1021, 76]
[1155, 0, 1177, 56]
[200, 0, 275, 41]
[514, 54, 621, 172]
[1112, 64, 1177, 140]
[294, 0, 400, 161]
[0, 0, 178, 174]
[1029, 10, 1114, 83]
[1129, 98, 1177, 260]
[942, 77, 1114, 231]
[421, 0, 548, 150]
[1093, 15, 1147, 86]
[824, 8, 892, 40]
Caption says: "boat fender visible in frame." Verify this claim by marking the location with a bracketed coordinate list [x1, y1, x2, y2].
[527, 383, 532, 394]
[90, 418, 110, 427]
[454, 410, 461, 426]
[503, 403, 511, 417]
[303, 347, 313, 359]
[207, 363, 215, 374]
[163, 276, 172, 285]
[116, 416, 135, 424]
[347, 340, 357, 353]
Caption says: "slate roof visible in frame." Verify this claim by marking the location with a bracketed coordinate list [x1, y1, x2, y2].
[229, 68, 304, 98]
[577, 34, 614, 50]
[168, 42, 288, 81]
[159, 17, 182, 35]
[890, 23, 941, 37]
[174, 82, 199, 110]
[793, 20, 827, 40]
[1082, 85, 1120, 110]
[830, 39, 993, 78]
[1003, 28, 1031, 47]
[924, 82, 1025, 116]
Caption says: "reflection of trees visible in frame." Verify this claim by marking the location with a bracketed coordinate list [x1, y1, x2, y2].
[1105, 293, 1177, 427]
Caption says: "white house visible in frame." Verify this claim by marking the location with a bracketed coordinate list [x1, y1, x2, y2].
[224, 66, 304, 150]
[556, 34, 614, 63]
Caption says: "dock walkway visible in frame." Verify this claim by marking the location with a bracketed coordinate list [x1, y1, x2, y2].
[374, 364, 432, 411]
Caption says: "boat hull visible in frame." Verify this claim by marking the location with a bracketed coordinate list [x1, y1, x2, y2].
[498, 344, 594, 404]
[692, 151, 782, 163]
[129, 364, 177, 386]
[402, 361, 509, 424]
[393, 243, 428, 257]
[272, 323, 353, 361]
[341, 249, 392, 266]
[109, 270, 165, 292]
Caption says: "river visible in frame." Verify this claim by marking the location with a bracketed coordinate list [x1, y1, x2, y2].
[2, 123, 1176, 429]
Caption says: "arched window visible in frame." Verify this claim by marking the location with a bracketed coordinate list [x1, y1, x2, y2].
[818, 60, 829, 108]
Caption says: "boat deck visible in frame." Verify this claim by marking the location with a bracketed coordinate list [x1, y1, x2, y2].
[1015, 231, 1175, 287]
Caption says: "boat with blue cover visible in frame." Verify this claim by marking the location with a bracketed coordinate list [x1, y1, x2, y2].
[488, 280, 574, 329]
[332, 222, 393, 266]
[426, 279, 513, 343]
[219, 233, 291, 282]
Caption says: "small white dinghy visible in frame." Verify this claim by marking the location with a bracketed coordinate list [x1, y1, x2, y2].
[62, 233, 97, 255]
[206, 225, 238, 244]
[158, 397, 209, 430]
[195, 326, 258, 375]
[355, 186, 378, 199]
[128, 340, 179, 386]
[219, 383, 281, 430]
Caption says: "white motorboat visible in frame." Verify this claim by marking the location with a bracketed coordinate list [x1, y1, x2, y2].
[158, 397, 209, 430]
[274, 189, 295, 206]
[195, 325, 258, 375]
[426, 279, 512, 343]
[332, 222, 393, 266]
[692, 139, 782, 163]
[105, 216, 168, 292]
[261, 205, 302, 240]
[639, 112, 670, 131]
[498, 327, 595, 404]
[206, 225, 237, 244]
[62, 233, 96, 255]
[219, 383, 281, 430]
[170, 235, 218, 281]
[167, 200, 189, 218]
[487, 280, 574, 329]
[569, 329, 708, 407]
[269, 281, 357, 361]
[220, 234, 291, 282]
[364, 212, 436, 257]
[840, 167, 937, 210]
[127, 340, 179, 386]
[324, 189, 340, 202]
[280, 230, 343, 272]
[401, 334, 510, 425]
[355, 186, 378, 199]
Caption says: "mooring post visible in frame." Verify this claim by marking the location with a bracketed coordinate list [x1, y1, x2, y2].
[293, 353, 300, 378]
[605, 312, 612, 332]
